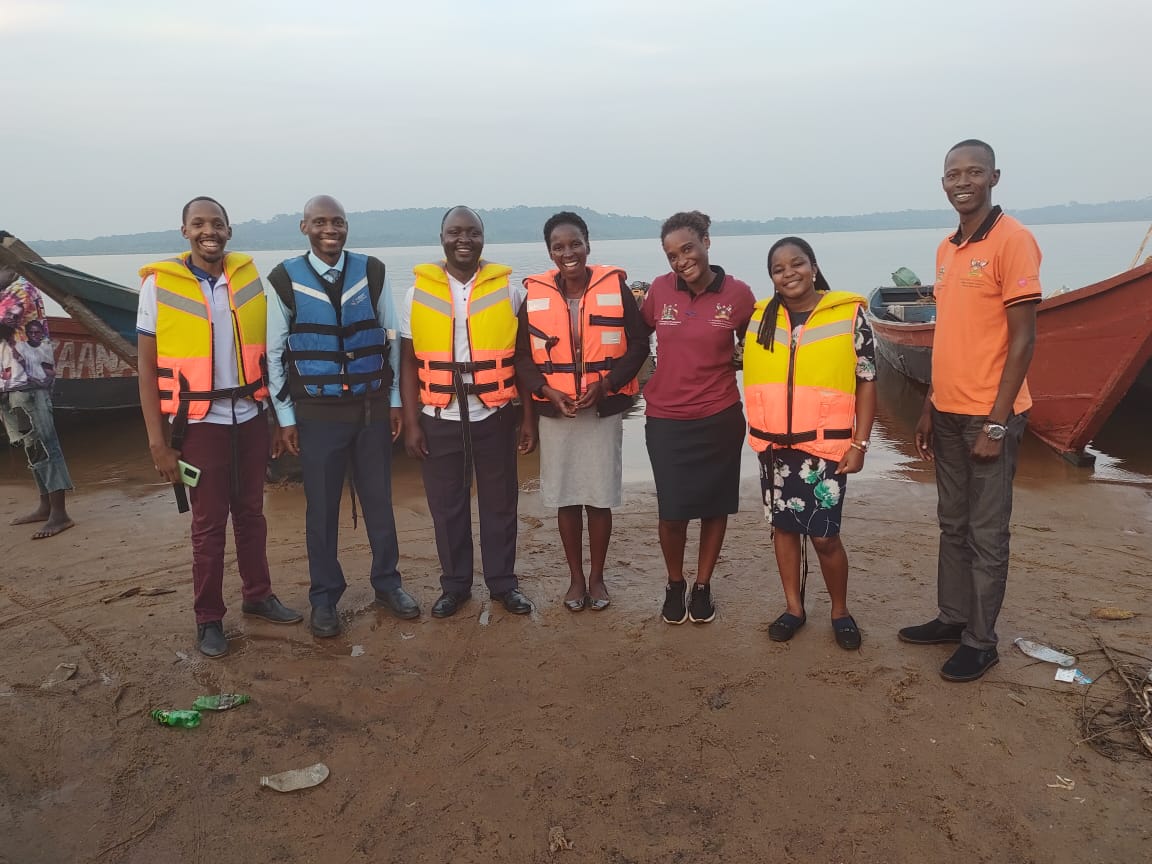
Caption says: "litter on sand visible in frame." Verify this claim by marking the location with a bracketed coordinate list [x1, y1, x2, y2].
[548, 826, 574, 852]
[260, 762, 330, 792]
[1047, 775, 1075, 790]
[1014, 637, 1076, 667]
[40, 663, 78, 688]
[1055, 668, 1093, 685]
[192, 694, 250, 711]
[1090, 607, 1137, 621]
[350, 645, 365, 657]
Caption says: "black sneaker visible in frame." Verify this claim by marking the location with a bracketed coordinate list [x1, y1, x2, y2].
[898, 618, 965, 645]
[661, 582, 688, 625]
[687, 583, 715, 624]
[940, 645, 999, 682]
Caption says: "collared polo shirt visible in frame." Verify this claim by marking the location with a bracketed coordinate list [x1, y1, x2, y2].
[640, 266, 756, 420]
[931, 206, 1043, 416]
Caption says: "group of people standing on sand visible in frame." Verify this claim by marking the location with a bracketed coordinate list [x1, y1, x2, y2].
[3, 138, 1036, 685]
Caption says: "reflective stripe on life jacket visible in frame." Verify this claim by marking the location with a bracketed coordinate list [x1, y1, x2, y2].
[521, 265, 638, 402]
[139, 252, 268, 420]
[410, 262, 518, 408]
[743, 290, 864, 462]
[282, 253, 390, 398]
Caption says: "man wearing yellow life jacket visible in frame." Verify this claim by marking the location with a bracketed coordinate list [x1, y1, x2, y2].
[399, 206, 536, 619]
[137, 197, 301, 659]
[744, 236, 876, 652]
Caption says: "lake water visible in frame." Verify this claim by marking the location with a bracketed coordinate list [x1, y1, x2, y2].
[31, 221, 1152, 487]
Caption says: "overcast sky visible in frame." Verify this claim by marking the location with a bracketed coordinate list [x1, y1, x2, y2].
[4, 0, 1149, 240]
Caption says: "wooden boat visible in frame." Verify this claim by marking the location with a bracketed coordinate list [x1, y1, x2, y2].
[867, 260, 1152, 465]
[0, 233, 140, 416]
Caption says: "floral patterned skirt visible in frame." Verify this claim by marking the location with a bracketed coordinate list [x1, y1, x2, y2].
[759, 447, 847, 537]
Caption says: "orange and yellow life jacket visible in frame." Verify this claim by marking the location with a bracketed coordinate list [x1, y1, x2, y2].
[521, 265, 638, 402]
[139, 252, 268, 420]
[409, 262, 518, 408]
[743, 291, 864, 462]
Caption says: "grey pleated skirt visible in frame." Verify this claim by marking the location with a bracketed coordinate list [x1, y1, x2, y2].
[539, 411, 624, 509]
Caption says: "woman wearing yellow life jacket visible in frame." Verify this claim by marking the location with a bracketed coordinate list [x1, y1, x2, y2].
[744, 237, 877, 649]
[516, 212, 650, 611]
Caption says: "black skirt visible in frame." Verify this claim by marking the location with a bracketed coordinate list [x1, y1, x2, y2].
[645, 402, 745, 520]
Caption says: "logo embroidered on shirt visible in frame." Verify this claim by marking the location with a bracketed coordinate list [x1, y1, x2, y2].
[968, 258, 988, 276]
[713, 303, 733, 322]
[660, 303, 679, 322]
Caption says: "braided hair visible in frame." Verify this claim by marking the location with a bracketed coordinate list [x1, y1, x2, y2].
[756, 236, 831, 351]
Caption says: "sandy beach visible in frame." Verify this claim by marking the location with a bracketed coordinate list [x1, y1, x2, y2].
[2, 391, 1151, 863]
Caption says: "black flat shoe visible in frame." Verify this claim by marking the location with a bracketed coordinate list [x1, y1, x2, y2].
[940, 645, 999, 682]
[492, 588, 533, 615]
[898, 618, 965, 645]
[310, 604, 341, 638]
[768, 611, 806, 642]
[242, 593, 303, 624]
[375, 586, 421, 620]
[197, 621, 229, 658]
[431, 592, 471, 619]
[832, 615, 862, 650]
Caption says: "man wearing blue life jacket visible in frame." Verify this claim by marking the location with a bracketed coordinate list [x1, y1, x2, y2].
[266, 195, 419, 637]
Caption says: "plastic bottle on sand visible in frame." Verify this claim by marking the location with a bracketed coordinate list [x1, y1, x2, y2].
[192, 694, 250, 711]
[151, 709, 202, 728]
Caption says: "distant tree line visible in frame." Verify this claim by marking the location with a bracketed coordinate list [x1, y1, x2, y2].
[28, 199, 1152, 256]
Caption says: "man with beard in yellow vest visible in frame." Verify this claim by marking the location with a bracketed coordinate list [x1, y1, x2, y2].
[137, 197, 301, 658]
[399, 206, 536, 618]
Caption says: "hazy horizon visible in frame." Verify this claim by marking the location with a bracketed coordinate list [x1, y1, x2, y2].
[5, 0, 1149, 240]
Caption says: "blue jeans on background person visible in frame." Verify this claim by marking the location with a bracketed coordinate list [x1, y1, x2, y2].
[0, 388, 73, 494]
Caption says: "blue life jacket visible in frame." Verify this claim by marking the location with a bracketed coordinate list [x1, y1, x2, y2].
[280, 254, 390, 398]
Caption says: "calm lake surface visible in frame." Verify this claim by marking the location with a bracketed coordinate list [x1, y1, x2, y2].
[30, 221, 1152, 488]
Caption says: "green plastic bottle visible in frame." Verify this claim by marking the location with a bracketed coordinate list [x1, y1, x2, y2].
[151, 708, 202, 728]
[192, 693, 250, 711]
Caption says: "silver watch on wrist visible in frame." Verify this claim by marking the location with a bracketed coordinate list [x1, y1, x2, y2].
[982, 421, 1007, 441]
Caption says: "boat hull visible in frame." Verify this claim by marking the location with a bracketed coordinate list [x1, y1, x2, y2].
[867, 261, 1152, 463]
[48, 317, 139, 416]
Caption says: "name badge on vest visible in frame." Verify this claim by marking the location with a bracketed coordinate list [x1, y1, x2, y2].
[601, 331, 622, 345]
[527, 298, 550, 312]
[596, 293, 623, 306]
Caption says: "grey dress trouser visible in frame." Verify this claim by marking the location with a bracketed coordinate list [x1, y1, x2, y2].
[932, 408, 1028, 650]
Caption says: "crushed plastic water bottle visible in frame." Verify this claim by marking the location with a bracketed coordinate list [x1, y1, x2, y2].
[192, 693, 250, 711]
[151, 709, 202, 728]
[1013, 638, 1076, 668]
[260, 762, 330, 792]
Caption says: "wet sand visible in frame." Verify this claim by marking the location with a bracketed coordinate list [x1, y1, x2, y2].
[2, 374, 1151, 863]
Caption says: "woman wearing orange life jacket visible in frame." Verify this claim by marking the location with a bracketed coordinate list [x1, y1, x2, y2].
[744, 237, 877, 650]
[515, 212, 650, 611]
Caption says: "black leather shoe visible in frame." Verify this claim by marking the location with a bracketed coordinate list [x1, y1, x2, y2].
[197, 621, 229, 658]
[310, 604, 341, 638]
[242, 593, 304, 624]
[898, 618, 965, 645]
[431, 592, 471, 619]
[375, 586, 420, 620]
[492, 588, 532, 615]
[940, 645, 999, 682]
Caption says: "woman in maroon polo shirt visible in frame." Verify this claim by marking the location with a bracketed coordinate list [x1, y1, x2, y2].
[640, 211, 756, 625]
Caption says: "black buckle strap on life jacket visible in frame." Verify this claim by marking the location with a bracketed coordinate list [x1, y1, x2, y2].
[168, 373, 194, 514]
[583, 357, 617, 373]
[749, 427, 853, 446]
[587, 314, 625, 327]
[535, 361, 577, 374]
[527, 323, 561, 373]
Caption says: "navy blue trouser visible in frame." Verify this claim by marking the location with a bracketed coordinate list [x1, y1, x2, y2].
[298, 412, 402, 608]
[419, 404, 519, 596]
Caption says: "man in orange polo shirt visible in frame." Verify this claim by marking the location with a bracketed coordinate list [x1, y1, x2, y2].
[899, 139, 1041, 682]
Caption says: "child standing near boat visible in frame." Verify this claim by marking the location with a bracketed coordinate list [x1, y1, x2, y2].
[900, 139, 1040, 682]
[744, 237, 876, 649]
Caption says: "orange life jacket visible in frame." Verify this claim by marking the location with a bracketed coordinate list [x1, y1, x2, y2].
[410, 262, 518, 409]
[521, 265, 638, 402]
[138, 252, 268, 420]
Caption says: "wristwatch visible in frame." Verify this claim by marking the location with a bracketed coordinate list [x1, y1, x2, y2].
[850, 439, 869, 453]
[982, 421, 1007, 441]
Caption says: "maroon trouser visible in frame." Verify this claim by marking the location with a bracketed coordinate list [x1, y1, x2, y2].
[181, 416, 273, 624]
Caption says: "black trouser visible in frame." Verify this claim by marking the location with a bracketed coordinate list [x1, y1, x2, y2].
[419, 405, 519, 596]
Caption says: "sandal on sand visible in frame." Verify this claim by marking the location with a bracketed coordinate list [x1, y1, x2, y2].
[768, 611, 806, 642]
[832, 615, 862, 650]
[589, 595, 611, 611]
[564, 596, 587, 612]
